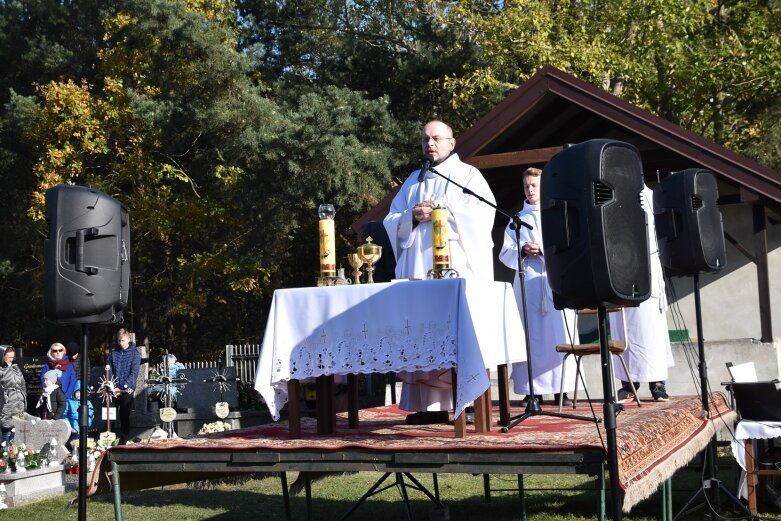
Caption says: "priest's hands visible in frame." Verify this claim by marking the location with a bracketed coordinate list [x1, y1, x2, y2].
[523, 241, 541, 257]
[412, 200, 433, 223]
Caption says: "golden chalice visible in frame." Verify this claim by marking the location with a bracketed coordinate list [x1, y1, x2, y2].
[357, 236, 382, 284]
[347, 253, 365, 284]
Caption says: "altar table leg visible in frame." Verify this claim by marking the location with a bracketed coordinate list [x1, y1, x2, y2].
[497, 364, 511, 427]
[451, 368, 466, 438]
[473, 368, 492, 432]
[316, 375, 336, 435]
[287, 379, 301, 439]
[347, 373, 359, 429]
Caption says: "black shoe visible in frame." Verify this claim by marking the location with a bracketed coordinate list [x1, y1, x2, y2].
[554, 393, 573, 407]
[405, 411, 449, 425]
[617, 387, 636, 404]
[651, 383, 669, 402]
[520, 395, 543, 406]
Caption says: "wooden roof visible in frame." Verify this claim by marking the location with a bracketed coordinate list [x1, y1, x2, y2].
[353, 65, 781, 236]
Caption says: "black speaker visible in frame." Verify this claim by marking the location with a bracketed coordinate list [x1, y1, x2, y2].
[541, 139, 650, 309]
[653, 168, 726, 276]
[44, 185, 130, 324]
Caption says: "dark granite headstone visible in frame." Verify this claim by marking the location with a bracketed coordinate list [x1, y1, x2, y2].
[174, 367, 240, 413]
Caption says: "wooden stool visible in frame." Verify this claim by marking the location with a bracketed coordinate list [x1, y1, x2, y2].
[555, 340, 641, 410]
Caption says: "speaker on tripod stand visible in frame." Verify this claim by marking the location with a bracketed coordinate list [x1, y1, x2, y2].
[540, 139, 651, 521]
[43, 184, 131, 521]
[653, 169, 751, 519]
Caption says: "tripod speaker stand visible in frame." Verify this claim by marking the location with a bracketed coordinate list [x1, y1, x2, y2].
[652, 168, 751, 518]
[671, 274, 756, 520]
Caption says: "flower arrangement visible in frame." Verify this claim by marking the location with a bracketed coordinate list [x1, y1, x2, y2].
[0, 443, 44, 472]
[71, 436, 119, 474]
[198, 421, 232, 435]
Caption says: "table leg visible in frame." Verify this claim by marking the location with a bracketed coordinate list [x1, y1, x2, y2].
[745, 438, 757, 515]
[497, 364, 511, 427]
[316, 375, 336, 435]
[347, 373, 359, 429]
[450, 368, 466, 438]
[287, 380, 301, 439]
[473, 369, 492, 433]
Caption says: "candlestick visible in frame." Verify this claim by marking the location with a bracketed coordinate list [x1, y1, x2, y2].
[431, 206, 450, 270]
[427, 205, 459, 279]
[318, 204, 336, 277]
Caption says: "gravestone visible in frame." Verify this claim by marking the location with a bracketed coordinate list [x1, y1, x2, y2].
[174, 367, 240, 413]
[10, 413, 71, 463]
[18, 356, 47, 416]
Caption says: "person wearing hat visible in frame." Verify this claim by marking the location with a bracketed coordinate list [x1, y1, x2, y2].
[66, 341, 81, 381]
[0, 346, 27, 444]
[37, 369, 66, 420]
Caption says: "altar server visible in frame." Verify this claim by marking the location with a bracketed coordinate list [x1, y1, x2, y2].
[499, 167, 578, 406]
[383, 120, 495, 425]
[609, 184, 674, 402]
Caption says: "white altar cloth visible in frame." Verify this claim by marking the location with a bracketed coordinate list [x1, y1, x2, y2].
[254, 278, 526, 421]
[731, 419, 781, 499]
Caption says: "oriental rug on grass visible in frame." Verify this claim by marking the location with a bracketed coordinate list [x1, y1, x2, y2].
[96, 392, 735, 512]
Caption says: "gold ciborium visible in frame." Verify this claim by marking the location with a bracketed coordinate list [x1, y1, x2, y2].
[357, 236, 382, 284]
[347, 253, 365, 284]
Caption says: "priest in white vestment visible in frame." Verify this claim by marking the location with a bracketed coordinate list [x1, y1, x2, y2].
[498, 167, 578, 406]
[609, 184, 674, 402]
[383, 120, 496, 424]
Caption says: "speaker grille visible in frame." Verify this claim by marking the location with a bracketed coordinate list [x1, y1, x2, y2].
[691, 195, 703, 210]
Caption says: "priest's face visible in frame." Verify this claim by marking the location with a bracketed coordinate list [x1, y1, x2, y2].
[524, 175, 540, 205]
[421, 121, 455, 163]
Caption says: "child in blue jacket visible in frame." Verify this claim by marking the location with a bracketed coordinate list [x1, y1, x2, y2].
[64, 380, 94, 434]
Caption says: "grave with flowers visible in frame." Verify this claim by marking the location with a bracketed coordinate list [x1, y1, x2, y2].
[0, 414, 71, 507]
[0, 441, 66, 507]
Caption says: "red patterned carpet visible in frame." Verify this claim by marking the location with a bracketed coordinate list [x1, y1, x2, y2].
[97, 392, 735, 512]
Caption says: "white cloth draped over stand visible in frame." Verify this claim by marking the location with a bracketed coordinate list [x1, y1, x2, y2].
[254, 278, 526, 421]
[730, 419, 781, 500]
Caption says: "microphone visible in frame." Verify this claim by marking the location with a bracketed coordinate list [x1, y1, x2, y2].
[417, 159, 431, 182]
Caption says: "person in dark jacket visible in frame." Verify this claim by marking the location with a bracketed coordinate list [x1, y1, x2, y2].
[107, 328, 140, 443]
[37, 370, 66, 420]
[0, 346, 27, 444]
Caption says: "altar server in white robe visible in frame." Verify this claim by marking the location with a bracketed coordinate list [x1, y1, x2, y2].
[383, 120, 496, 425]
[609, 184, 674, 402]
[498, 167, 578, 406]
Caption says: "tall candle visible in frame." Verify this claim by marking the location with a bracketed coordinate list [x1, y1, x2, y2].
[319, 218, 336, 277]
[431, 206, 450, 270]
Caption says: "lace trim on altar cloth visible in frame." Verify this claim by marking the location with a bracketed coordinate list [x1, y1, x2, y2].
[273, 321, 457, 382]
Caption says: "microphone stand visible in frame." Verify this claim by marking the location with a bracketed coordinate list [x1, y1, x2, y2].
[427, 166, 597, 428]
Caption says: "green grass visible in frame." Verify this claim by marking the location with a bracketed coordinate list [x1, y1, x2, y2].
[2, 453, 776, 520]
